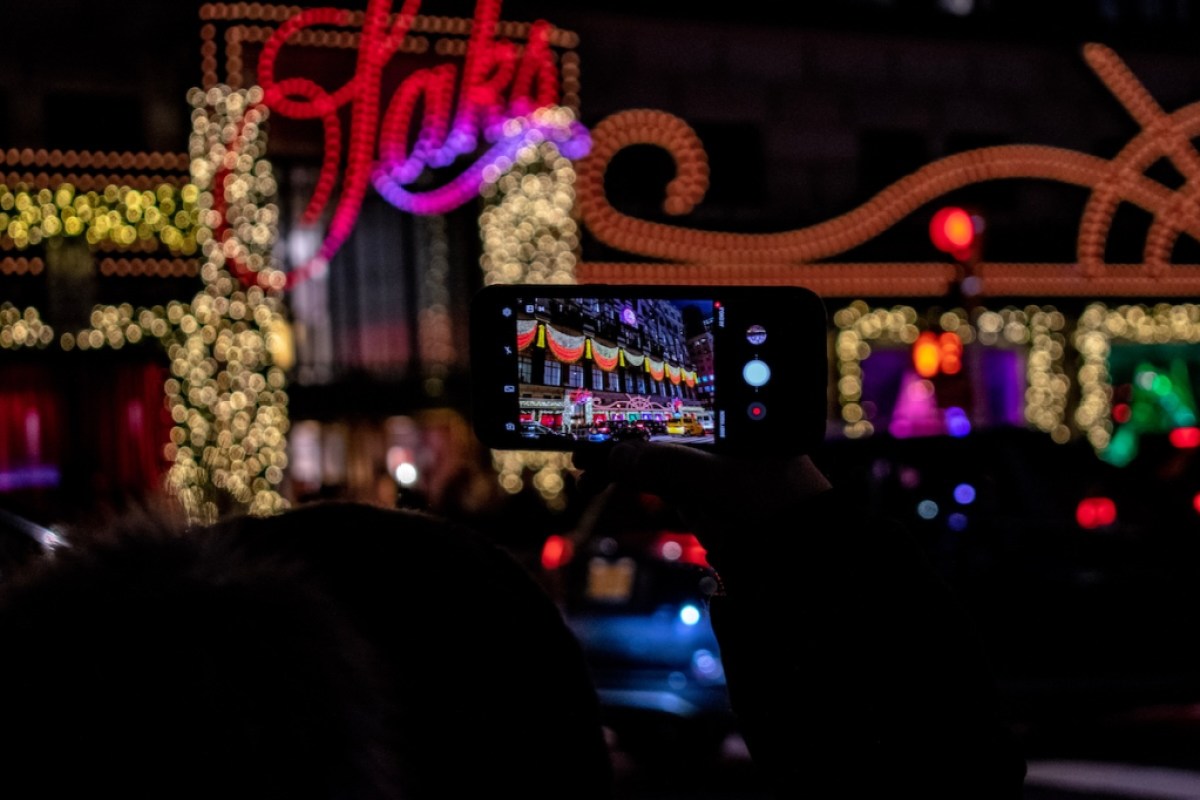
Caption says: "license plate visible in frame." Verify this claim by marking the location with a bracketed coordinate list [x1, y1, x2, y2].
[585, 557, 635, 602]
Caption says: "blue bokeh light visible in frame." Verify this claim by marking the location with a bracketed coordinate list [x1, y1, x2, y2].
[946, 406, 972, 437]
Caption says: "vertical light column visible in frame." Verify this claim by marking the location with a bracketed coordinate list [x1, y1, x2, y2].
[479, 107, 580, 510]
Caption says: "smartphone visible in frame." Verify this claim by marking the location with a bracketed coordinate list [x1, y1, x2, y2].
[469, 283, 829, 456]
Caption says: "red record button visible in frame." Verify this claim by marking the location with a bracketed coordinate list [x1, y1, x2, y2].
[747, 402, 767, 421]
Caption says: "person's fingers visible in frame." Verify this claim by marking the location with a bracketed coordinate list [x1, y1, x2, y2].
[607, 441, 721, 506]
[610, 441, 832, 520]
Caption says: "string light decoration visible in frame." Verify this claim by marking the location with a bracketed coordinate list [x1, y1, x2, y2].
[0, 86, 291, 523]
[1, 147, 187, 174]
[0, 182, 201, 255]
[479, 111, 581, 285]
[1074, 303, 1200, 456]
[575, 44, 1200, 298]
[491, 448, 574, 511]
[1025, 308, 1072, 443]
[1, 2, 585, 515]
[478, 107, 584, 506]
[833, 303, 1056, 439]
[201, 1, 580, 100]
[0, 304, 53, 350]
[164, 85, 291, 523]
[244, 0, 585, 286]
[0, 257, 44, 276]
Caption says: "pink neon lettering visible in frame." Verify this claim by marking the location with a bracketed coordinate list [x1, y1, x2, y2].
[257, 0, 589, 287]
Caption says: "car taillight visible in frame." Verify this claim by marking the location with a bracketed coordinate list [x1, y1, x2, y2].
[653, 532, 709, 567]
[1171, 427, 1200, 449]
[541, 534, 574, 570]
[1076, 497, 1117, 529]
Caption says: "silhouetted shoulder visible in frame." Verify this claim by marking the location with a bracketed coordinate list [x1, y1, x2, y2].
[212, 501, 616, 800]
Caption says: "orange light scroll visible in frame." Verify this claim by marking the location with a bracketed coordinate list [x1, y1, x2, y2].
[575, 44, 1200, 298]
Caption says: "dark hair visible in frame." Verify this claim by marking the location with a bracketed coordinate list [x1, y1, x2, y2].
[0, 501, 613, 800]
[0, 509, 400, 800]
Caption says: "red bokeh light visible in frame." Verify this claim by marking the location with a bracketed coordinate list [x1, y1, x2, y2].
[1169, 427, 1200, 449]
[540, 534, 574, 570]
[930, 206, 976, 255]
[939, 331, 963, 375]
[1076, 497, 1117, 529]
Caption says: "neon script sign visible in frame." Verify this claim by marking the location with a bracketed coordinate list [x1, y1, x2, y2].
[257, 0, 590, 283]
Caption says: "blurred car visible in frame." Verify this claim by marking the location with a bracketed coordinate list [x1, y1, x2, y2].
[584, 424, 612, 443]
[642, 420, 668, 437]
[520, 421, 574, 443]
[539, 485, 734, 764]
[610, 423, 651, 443]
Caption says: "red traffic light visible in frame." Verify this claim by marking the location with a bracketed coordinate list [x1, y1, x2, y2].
[929, 206, 978, 257]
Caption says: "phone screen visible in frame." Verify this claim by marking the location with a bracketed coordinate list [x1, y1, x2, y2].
[471, 283, 827, 455]
[509, 294, 719, 447]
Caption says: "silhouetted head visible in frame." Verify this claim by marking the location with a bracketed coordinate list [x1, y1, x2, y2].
[0, 509, 402, 800]
[0, 501, 612, 800]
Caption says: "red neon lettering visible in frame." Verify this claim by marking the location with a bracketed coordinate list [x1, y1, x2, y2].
[257, 0, 562, 284]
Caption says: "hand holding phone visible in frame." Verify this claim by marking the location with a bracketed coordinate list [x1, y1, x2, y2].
[469, 283, 828, 457]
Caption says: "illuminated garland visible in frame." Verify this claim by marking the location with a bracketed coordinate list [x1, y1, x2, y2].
[530, 321, 694, 381]
[515, 319, 539, 351]
[478, 116, 584, 507]
[833, 303, 1056, 439]
[200, 2, 582, 91]
[589, 339, 619, 370]
[574, 45, 1200, 298]
[0, 257, 43, 276]
[1025, 308, 1072, 443]
[543, 323, 585, 363]
[0, 183, 201, 254]
[0, 103, 291, 523]
[1074, 302, 1200, 456]
[162, 85, 291, 523]
[254, 0, 589, 284]
[479, 113, 582, 285]
[490, 449, 573, 512]
[0, 304, 53, 349]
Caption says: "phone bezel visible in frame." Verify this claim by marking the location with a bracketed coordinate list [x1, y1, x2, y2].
[469, 283, 829, 455]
